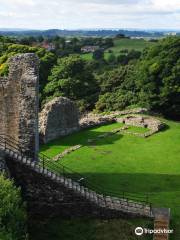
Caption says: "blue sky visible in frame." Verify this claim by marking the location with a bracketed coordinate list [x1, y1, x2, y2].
[0, 0, 180, 30]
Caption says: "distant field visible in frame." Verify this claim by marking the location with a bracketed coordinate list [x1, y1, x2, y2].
[80, 38, 156, 61]
[81, 53, 93, 61]
[108, 38, 155, 53]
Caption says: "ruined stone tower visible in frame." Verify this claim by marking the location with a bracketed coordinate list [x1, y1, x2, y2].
[0, 53, 39, 159]
[39, 97, 79, 143]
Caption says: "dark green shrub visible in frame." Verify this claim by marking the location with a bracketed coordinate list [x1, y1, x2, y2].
[0, 174, 27, 240]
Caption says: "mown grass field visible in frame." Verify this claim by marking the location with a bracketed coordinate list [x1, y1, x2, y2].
[108, 38, 155, 53]
[40, 119, 180, 240]
[80, 38, 156, 61]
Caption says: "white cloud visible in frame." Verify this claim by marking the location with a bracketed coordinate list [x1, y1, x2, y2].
[0, 0, 179, 29]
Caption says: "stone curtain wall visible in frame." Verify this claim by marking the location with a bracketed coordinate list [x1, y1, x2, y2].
[0, 77, 7, 135]
[0, 54, 39, 159]
[39, 97, 79, 143]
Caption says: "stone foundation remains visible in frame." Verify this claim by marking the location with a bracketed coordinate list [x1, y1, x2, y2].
[79, 109, 165, 136]
[79, 113, 115, 129]
[116, 115, 164, 131]
[53, 145, 82, 161]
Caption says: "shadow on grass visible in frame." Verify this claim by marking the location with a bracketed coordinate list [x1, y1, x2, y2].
[159, 124, 170, 133]
[80, 172, 180, 195]
[40, 128, 124, 152]
[40, 121, 171, 154]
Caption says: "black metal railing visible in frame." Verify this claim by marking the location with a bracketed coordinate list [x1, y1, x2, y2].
[0, 134, 152, 214]
[38, 152, 150, 205]
[0, 134, 32, 159]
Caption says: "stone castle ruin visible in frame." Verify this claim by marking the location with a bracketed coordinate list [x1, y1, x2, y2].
[0, 53, 39, 159]
[0, 53, 169, 225]
[39, 97, 79, 143]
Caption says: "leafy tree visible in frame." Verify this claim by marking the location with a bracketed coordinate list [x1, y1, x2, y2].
[116, 33, 126, 39]
[19, 37, 37, 46]
[117, 50, 141, 65]
[44, 55, 99, 110]
[95, 37, 180, 118]
[0, 42, 57, 97]
[95, 65, 137, 112]
[134, 37, 180, 118]
[93, 49, 104, 61]
[107, 54, 116, 64]
[117, 54, 129, 65]
[0, 174, 27, 240]
[103, 38, 114, 48]
[37, 35, 44, 43]
[95, 90, 136, 112]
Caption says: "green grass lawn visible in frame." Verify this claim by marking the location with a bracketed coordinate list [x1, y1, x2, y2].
[80, 38, 156, 61]
[126, 125, 149, 133]
[108, 38, 155, 54]
[40, 119, 180, 240]
[81, 53, 93, 61]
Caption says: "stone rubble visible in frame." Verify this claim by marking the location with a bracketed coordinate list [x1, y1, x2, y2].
[79, 109, 165, 138]
[52, 111, 165, 160]
[116, 115, 165, 137]
[53, 145, 82, 161]
[79, 114, 115, 129]
[40, 106, 165, 161]
[79, 108, 148, 129]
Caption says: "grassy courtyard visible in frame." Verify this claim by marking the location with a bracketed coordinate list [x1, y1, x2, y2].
[40, 118, 180, 240]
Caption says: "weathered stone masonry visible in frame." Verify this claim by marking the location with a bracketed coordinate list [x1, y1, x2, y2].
[39, 97, 79, 144]
[0, 54, 39, 159]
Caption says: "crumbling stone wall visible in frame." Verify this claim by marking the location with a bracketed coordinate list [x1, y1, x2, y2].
[39, 97, 79, 143]
[0, 54, 39, 159]
[116, 115, 165, 131]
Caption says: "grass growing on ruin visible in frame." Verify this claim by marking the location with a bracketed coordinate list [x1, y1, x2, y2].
[125, 126, 149, 133]
[40, 119, 180, 239]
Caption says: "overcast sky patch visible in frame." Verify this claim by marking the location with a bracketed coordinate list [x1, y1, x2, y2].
[0, 0, 179, 30]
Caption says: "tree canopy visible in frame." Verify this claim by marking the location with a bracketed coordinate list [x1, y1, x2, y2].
[0, 35, 179, 118]
[134, 37, 180, 118]
[95, 37, 180, 118]
[0, 174, 27, 240]
[44, 55, 99, 111]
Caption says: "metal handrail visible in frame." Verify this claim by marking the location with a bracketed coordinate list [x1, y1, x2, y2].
[0, 134, 151, 208]
[39, 152, 150, 205]
[0, 134, 31, 158]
